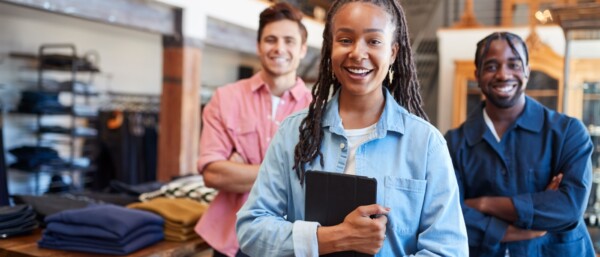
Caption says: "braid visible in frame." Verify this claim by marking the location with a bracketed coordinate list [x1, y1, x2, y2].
[293, 0, 428, 184]
[292, 0, 344, 184]
[387, 0, 428, 120]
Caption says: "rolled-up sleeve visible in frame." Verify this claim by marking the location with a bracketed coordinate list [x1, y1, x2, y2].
[197, 89, 233, 173]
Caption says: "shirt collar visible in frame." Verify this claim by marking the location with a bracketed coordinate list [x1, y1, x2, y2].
[464, 96, 544, 146]
[249, 71, 307, 101]
[321, 87, 406, 136]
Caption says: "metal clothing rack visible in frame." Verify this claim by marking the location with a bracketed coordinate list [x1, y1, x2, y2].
[102, 91, 160, 113]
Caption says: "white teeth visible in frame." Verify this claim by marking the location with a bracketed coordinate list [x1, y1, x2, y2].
[347, 68, 370, 74]
[273, 57, 287, 64]
[496, 85, 514, 93]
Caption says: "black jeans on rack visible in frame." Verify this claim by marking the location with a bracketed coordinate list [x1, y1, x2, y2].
[0, 123, 9, 206]
[95, 111, 158, 190]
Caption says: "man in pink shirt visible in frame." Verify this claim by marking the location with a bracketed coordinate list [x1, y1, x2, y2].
[194, 3, 312, 257]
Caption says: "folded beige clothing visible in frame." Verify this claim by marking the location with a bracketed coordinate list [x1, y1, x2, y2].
[164, 230, 199, 242]
[164, 220, 195, 234]
[127, 197, 208, 226]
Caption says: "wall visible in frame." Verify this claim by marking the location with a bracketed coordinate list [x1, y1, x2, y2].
[437, 25, 600, 133]
[156, 0, 324, 49]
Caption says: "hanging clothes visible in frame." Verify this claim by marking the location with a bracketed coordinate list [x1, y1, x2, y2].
[0, 110, 9, 206]
[94, 110, 158, 190]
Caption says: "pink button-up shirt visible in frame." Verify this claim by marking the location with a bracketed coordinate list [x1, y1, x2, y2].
[195, 71, 312, 257]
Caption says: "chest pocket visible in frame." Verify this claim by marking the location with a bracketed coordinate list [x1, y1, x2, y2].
[384, 176, 427, 235]
[526, 164, 552, 192]
[226, 121, 260, 164]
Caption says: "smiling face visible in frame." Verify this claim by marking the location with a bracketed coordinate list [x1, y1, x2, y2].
[257, 19, 307, 79]
[330, 2, 398, 99]
[477, 39, 530, 109]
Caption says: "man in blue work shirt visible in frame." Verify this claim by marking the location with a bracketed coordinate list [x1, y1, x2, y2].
[445, 31, 595, 257]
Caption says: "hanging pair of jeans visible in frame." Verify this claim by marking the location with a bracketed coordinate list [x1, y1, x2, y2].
[95, 110, 158, 190]
[0, 120, 9, 206]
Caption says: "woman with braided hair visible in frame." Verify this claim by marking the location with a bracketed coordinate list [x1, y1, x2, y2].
[236, 1, 468, 256]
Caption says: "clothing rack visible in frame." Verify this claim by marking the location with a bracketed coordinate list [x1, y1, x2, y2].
[93, 93, 160, 190]
[101, 91, 160, 113]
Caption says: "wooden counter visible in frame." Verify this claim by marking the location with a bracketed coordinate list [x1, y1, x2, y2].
[0, 229, 208, 257]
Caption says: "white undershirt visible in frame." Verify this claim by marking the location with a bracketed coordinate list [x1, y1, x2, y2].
[271, 95, 281, 119]
[343, 123, 377, 175]
[483, 108, 501, 142]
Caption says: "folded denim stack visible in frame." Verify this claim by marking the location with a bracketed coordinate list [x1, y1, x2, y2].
[0, 204, 38, 238]
[38, 204, 164, 255]
[128, 197, 208, 241]
[9, 146, 64, 170]
[17, 90, 69, 114]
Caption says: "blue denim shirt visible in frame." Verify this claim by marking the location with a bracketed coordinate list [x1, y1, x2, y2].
[445, 97, 595, 257]
[237, 89, 468, 257]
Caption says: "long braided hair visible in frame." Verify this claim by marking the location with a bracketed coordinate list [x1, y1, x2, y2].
[292, 0, 427, 184]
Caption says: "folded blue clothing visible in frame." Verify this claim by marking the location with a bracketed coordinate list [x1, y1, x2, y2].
[38, 229, 163, 255]
[45, 222, 162, 244]
[0, 204, 32, 221]
[0, 221, 38, 239]
[0, 212, 36, 230]
[44, 204, 163, 238]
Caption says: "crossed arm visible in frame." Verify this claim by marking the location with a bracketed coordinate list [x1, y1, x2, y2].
[465, 174, 563, 242]
[203, 152, 260, 193]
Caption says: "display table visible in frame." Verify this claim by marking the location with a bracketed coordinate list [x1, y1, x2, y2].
[0, 229, 208, 257]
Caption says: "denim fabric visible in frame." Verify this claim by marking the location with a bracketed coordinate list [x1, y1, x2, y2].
[8, 146, 63, 170]
[0, 204, 37, 238]
[0, 124, 7, 206]
[445, 97, 595, 257]
[237, 89, 468, 257]
[95, 111, 158, 190]
[17, 91, 69, 114]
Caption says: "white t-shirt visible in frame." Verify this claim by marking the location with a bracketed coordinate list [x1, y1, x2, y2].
[483, 108, 501, 142]
[271, 95, 281, 119]
[343, 123, 377, 175]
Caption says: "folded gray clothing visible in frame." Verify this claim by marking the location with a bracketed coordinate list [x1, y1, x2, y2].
[69, 191, 139, 206]
[39, 230, 163, 255]
[12, 195, 92, 223]
[45, 204, 163, 239]
[46, 222, 162, 242]
[0, 221, 38, 239]
[0, 205, 32, 221]
[0, 211, 36, 230]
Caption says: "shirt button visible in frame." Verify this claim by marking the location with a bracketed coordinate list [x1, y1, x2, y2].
[340, 143, 345, 149]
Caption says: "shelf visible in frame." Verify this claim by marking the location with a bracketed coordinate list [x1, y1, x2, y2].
[38, 64, 100, 73]
[9, 162, 95, 175]
[38, 126, 97, 139]
[9, 52, 100, 72]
